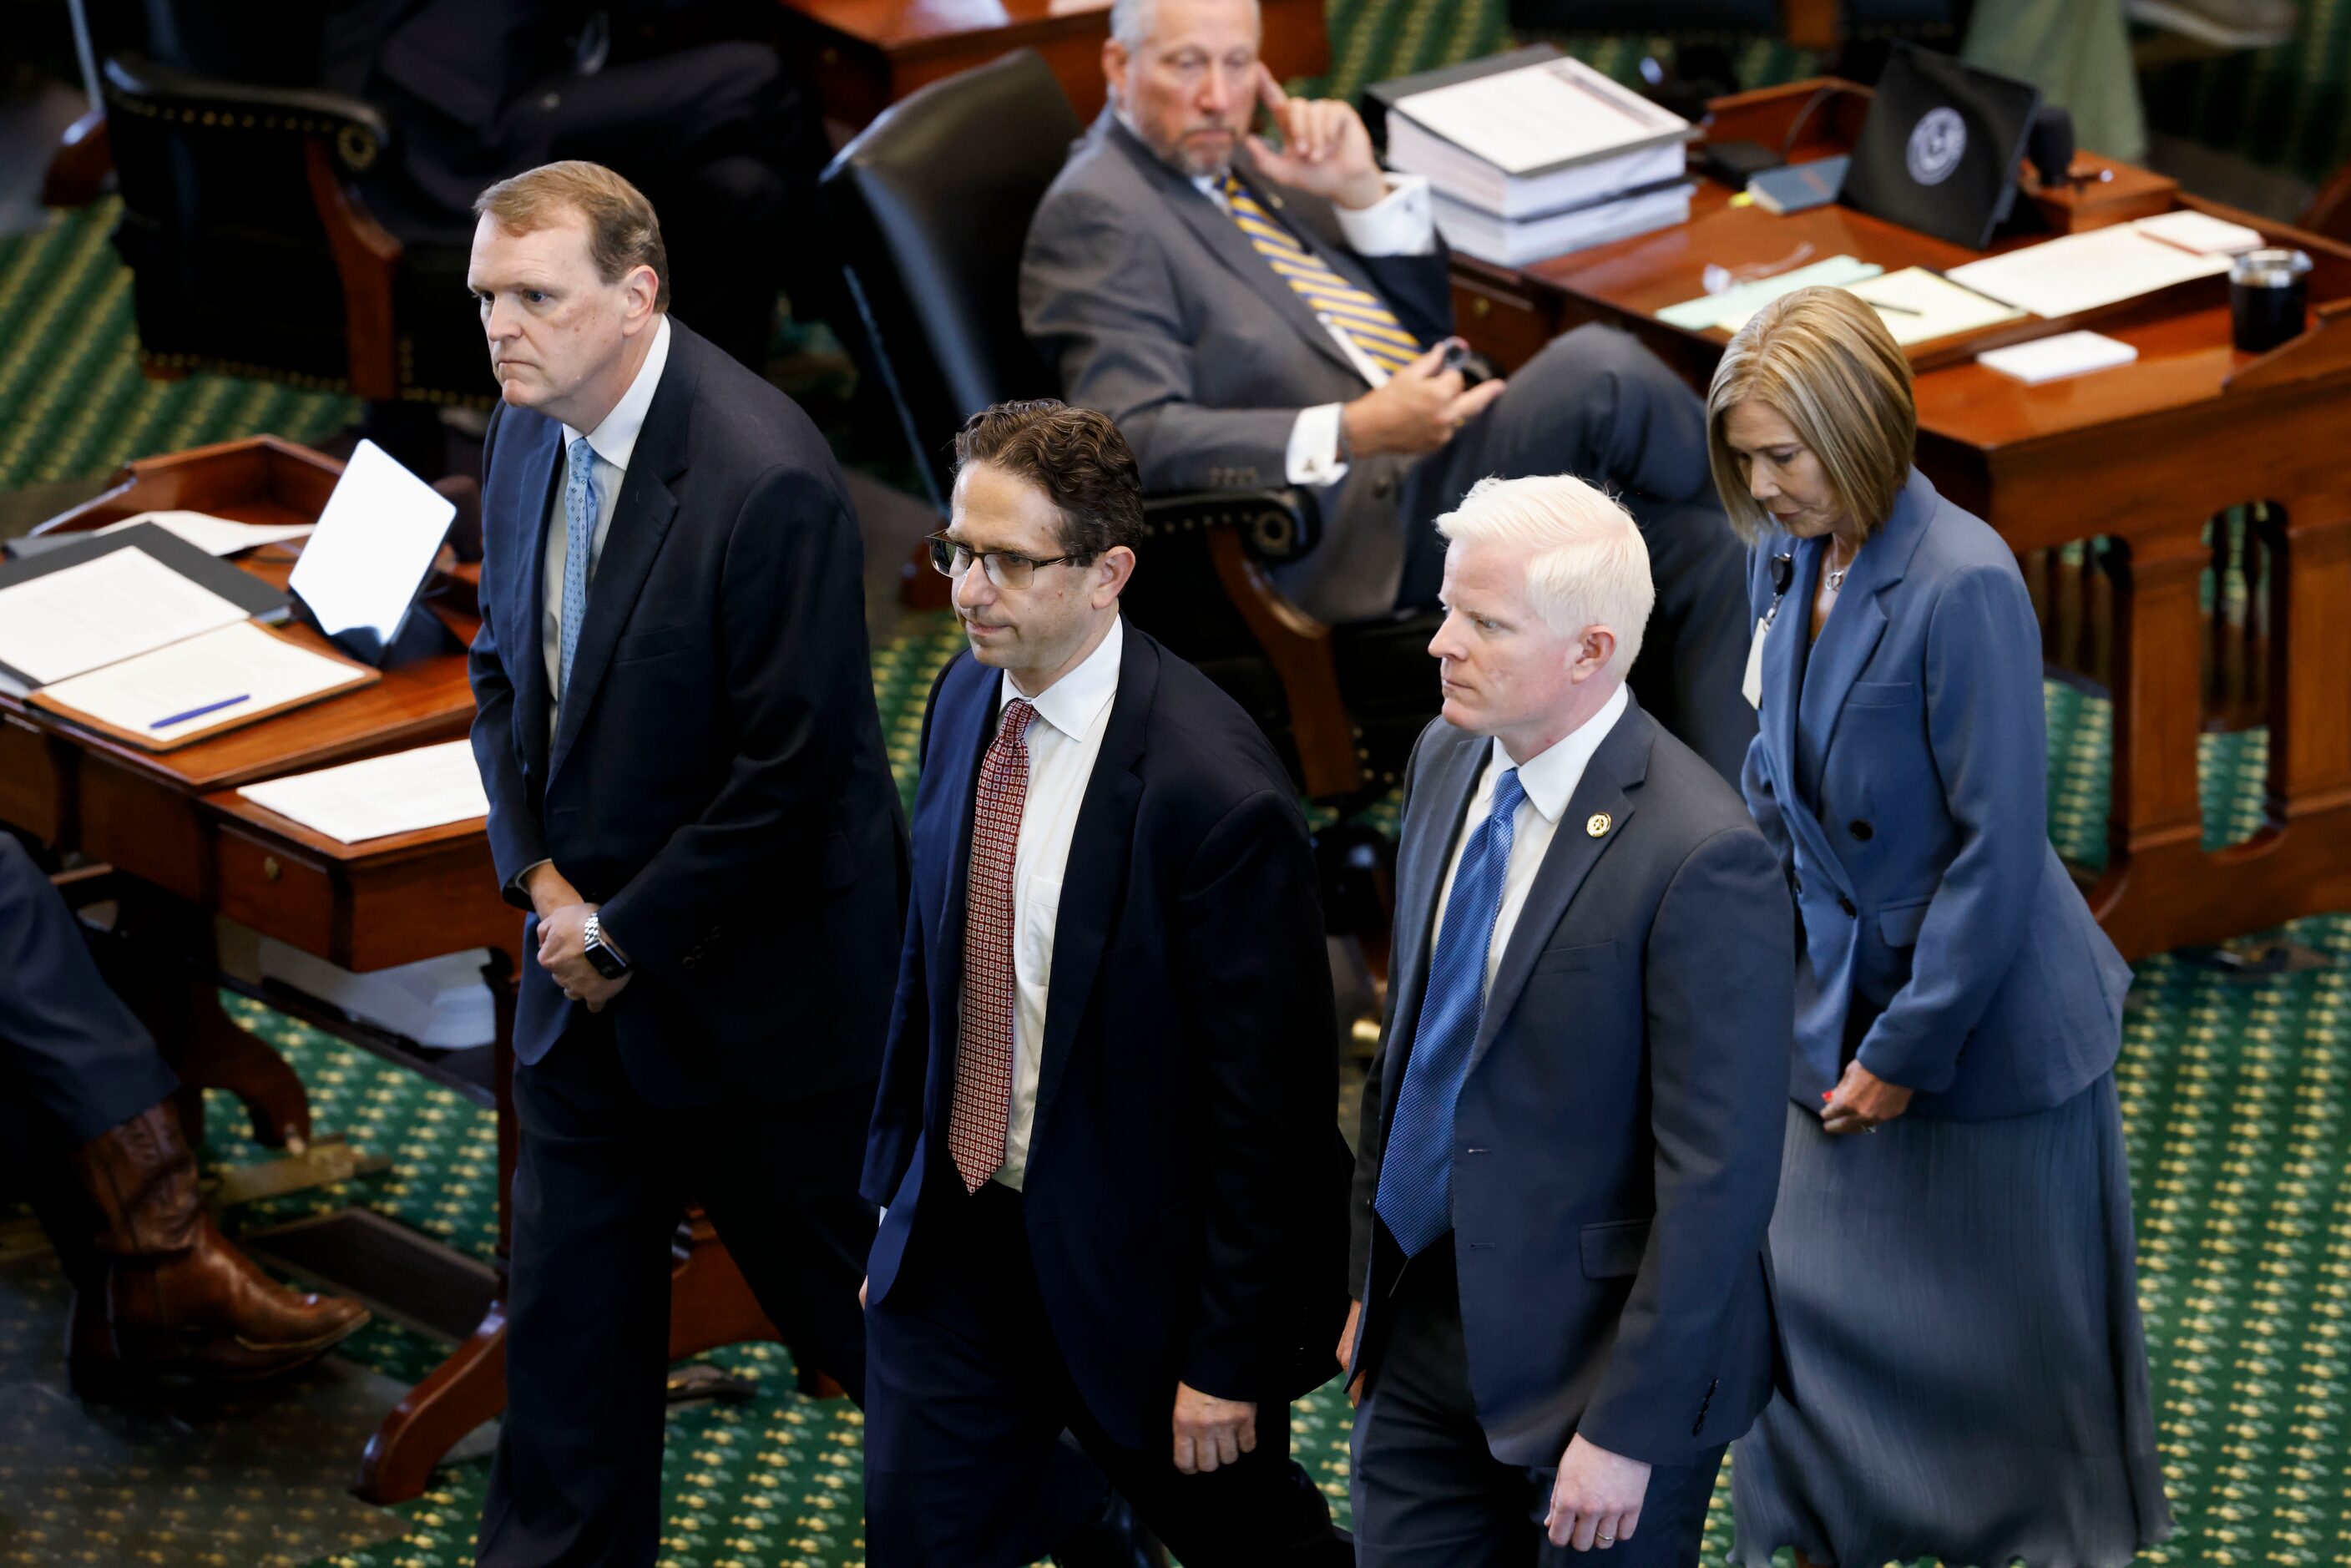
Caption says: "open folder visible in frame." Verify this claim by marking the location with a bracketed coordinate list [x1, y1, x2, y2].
[30, 621, 377, 751]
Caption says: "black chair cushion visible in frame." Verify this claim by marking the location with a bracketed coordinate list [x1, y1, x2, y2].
[822, 49, 1081, 503]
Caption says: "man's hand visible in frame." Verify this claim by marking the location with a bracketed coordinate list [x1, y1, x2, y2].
[1244, 65, 1387, 211]
[1342, 340, 1508, 458]
[1545, 1434, 1651, 1550]
[522, 861, 584, 922]
[1171, 1383, 1257, 1474]
[535, 898, 631, 1011]
[1820, 1060, 1915, 1136]
[1336, 1298, 1367, 1405]
[858, 1275, 869, 1310]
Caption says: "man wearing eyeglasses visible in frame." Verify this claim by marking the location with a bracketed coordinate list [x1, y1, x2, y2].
[859, 399, 1352, 1565]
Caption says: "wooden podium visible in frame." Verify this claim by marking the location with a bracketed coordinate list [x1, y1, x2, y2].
[0, 436, 809, 1505]
[1449, 79, 2351, 960]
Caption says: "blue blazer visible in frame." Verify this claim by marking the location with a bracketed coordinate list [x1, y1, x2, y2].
[862, 630, 1342, 1449]
[1740, 468, 2132, 1121]
[467, 321, 907, 1105]
[1349, 701, 1794, 1469]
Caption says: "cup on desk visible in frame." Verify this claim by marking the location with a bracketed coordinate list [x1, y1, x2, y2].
[2230, 248, 2313, 354]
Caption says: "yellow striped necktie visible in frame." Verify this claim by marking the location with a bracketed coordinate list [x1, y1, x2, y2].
[1219, 171, 1422, 377]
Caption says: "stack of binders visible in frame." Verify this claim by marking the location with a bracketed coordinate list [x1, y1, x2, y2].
[1371, 46, 1697, 267]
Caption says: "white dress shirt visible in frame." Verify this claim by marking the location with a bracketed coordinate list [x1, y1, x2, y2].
[541, 313, 672, 733]
[1177, 153, 1436, 491]
[1430, 683, 1630, 997]
[988, 614, 1125, 1190]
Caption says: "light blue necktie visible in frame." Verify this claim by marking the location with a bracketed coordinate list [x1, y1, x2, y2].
[557, 436, 597, 701]
[1376, 766, 1525, 1259]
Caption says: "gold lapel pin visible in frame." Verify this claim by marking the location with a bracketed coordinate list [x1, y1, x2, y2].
[1586, 812, 1611, 837]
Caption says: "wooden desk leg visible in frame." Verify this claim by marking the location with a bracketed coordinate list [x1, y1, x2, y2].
[175, 981, 314, 1151]
[356, 958, 514, 1505]
[99, 891, 314, 1150]
[2089, 529, 2208, 949]
[2269, 499, 2351, 822]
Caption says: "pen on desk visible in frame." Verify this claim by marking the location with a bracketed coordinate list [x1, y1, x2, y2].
[1866, 300, 1924, 316]
[151, 693, 250, 730]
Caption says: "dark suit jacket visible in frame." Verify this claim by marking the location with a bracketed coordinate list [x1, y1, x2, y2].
[1020, 110, 1455, 623]
[1350, 700, 1795, 1469]
[467, 319, 905, 1106]
[862, 628, 1339, 1448]
[1740, 468, 2131, 1120]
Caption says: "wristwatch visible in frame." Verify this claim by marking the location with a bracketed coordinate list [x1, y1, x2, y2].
[581, 912, 631, 979]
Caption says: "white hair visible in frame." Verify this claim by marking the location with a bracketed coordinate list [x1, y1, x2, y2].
[1435, 473, 1655, 674]
[1109, 0, 1261, 50]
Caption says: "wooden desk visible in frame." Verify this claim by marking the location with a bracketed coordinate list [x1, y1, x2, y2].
[776, 0, 1330, 134]
[1450, 80, 2351, 960]
[0, 437, 786, 1504]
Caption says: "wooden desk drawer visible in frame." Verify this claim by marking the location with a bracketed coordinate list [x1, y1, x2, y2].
[0, 714, 67, 844]
[215, 826, 338, 954]
[1452, 272, 1560, 375]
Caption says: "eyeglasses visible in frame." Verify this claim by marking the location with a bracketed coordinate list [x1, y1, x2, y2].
[926, 533, 1080, 590]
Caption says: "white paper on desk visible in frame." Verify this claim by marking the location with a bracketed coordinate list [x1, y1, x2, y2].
[0, 548, 250, 685]
[238, 740, 489, 844]
[40, 620, 368, 740]
[1398, 56, 1688, 176]
[1657, 255, 1883, 332]
[1836, 266, 2027, 346]
[1945, 226, 2229, 320]
[289, 440, 457, 650]
[2132, 209, 2265, 257]
[1977, 330, 2139, 384]
[95, 510, 316, 556]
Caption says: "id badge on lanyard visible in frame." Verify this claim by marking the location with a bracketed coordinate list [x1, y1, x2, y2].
[1742, 553, 1796, 712]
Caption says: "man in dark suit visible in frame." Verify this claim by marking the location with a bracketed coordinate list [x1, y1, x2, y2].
[0, 837, 368, 1398]
[1019, 0, 1754, 781]
[859, 400, 1351, 1566]
[463, 161, 905, 1566]
[1342, 474, 1793, 1564]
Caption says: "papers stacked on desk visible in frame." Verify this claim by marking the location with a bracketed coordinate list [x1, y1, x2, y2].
[1378, 48, 1696, 266]
[1944, 220, 2232, 320]
[238, 740, 489, 844]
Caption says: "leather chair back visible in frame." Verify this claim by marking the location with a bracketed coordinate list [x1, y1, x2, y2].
[821, 50, 1079, 508]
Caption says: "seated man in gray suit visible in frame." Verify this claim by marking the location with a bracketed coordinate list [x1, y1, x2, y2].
[1020, 0, 1755, 780]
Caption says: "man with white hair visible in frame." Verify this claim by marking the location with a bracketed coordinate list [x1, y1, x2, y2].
[1340, 474, 1794, 1565]
[1020, 0, 1756, 781]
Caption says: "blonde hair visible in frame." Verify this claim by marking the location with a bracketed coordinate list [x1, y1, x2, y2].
[1436, 473, 1653, 674]
[474, 161, 671, 311]
[1705, 286, 1914, 544]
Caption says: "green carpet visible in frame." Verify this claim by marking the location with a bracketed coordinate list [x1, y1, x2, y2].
[8, 4, 2351, 1564]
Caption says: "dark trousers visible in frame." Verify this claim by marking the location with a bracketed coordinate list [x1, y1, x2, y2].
[1352, 1239, 1727, 1568]
[864, 1180, 1349, 1568]
[476, 1015, 877, 1568]
[0, 836, 177, 1146]
[1400, 323, 1757, 785]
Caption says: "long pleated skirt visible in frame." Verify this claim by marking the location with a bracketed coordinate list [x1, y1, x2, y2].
[1729, 1072, 2173, 1568]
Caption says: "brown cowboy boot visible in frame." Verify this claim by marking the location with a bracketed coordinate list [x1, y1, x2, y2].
[66, 1103, 369, 1398]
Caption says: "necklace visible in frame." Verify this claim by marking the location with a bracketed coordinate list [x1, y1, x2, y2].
[1824, 538, 1859, 592]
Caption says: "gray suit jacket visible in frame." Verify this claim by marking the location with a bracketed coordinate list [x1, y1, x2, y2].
[1350, 699, 1796, 1466]
[1020, 109, 1456, 622]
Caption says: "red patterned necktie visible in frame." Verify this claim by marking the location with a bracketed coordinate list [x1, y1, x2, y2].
[949, 697, 1037, 1192]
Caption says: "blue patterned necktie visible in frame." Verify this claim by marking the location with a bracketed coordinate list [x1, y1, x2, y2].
[557, 436, 598, 701]
[1376, 766, 1526, 1259]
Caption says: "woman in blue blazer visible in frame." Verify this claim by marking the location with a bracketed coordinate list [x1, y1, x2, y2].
[1708, 287, 2172, 1568]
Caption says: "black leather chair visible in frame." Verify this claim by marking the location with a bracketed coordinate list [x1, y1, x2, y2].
[821, 48, 1438, 807]
[81, 0, 489, 411]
